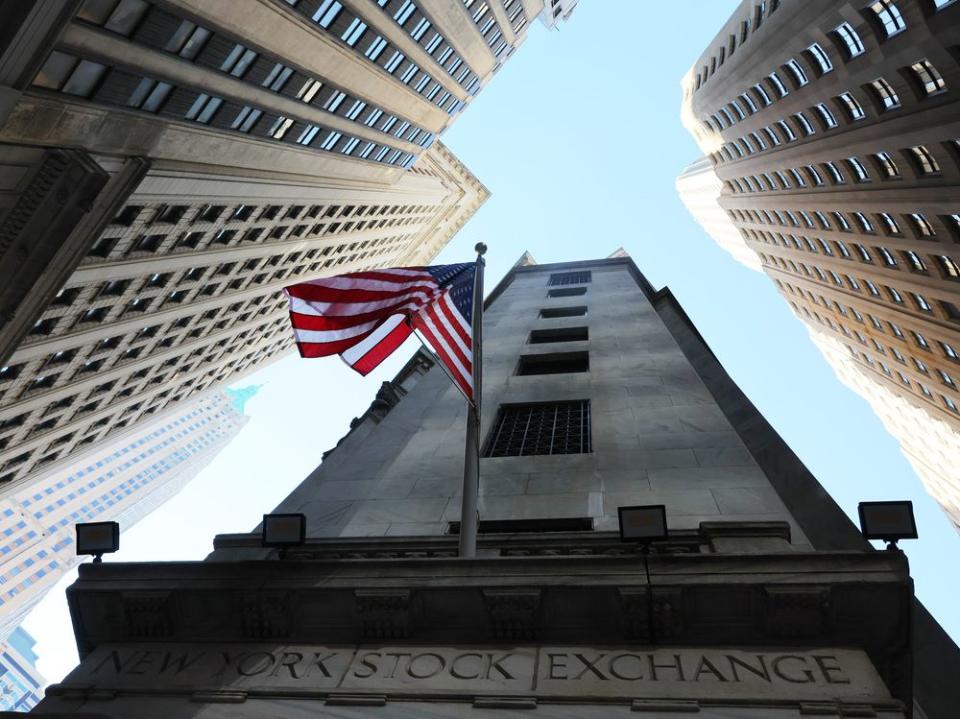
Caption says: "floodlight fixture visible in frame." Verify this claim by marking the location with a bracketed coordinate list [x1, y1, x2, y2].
[858, 501, 918, 549]
[617, 505, 668, 545]
[76, 521, 120, 563]
[262, 513, 306, 549]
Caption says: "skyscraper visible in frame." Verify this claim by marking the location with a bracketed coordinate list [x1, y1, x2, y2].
[0, 386, 253, 645]
[678, 0, 960, 531]
[539, 0, 579, 29]
[0, 0, 561, 495]
[0, 627, 45, 713]
[32, 253, 960, 718]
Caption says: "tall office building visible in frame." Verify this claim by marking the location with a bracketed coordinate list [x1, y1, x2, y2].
[0, 0, 565, 495]
[539, 0, 578, 29]
[0, 628, 44, 713]
[29, 254, 960, 718]
[0, 386, 252, 645]
[678, 0, 960, 531]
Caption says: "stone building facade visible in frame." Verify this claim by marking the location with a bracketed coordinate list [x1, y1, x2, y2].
[0, 0, 545, 495]
[24, 255, 960, 718]
[678, 0, 960, 531]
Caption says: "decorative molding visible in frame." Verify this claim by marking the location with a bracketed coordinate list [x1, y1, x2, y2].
[764, 586, 830, 639]
[482, 588, 542, 641]
[122, 591, 173, 639]
[652, 588, 685, 640]
[354, 589, 411, 641]
[617, 587, 649, 641]
[238, 590, 291, 640]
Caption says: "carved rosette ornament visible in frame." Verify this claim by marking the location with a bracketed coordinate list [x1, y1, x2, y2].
[238, 591, 291, 639]
[122, 592, 173, 638]
[652, 588, 684, 639]
[764, 586, 830, 639]
[617, 587, 649, 641]
[482, 588, 542, 640]
[354, 589, 411, 640]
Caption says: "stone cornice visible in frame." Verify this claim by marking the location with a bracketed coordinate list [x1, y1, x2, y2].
[64, 540, 912, 709]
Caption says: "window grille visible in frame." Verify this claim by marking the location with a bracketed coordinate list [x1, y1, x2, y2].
[483, 401, 592, 457]
[548, 271, 592, 286]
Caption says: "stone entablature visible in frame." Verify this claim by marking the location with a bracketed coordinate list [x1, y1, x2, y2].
[59, 537, 912, 712]
[48, 642, 899, 714]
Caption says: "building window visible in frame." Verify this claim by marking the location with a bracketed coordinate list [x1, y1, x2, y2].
[548, 287, 587, 298]
[873, 152, 900, 178]
[854, 212, 874, 232]
[814, 103, 838, 128]
[912, 292, 933, 312]
[516, 352, 589, 376]
[936, 254, 960, 279]
[825, 161, 844, 183]
[548, 271, 591, 286]
[540, 306, 587, 319]
[870, 78, 901, 109]
[838, 92, 866, 120]
[128, 78, 172, 112]
[165, 20, 211, 60]
[846, 157, 870, 181]
[907, 145, 941, 175]
[33, 52, 107, 97]
[869, 0, 907, 38]
[904, 251, 927, 272]
[909, 59, 947, 96]
[529, 327, 589, 344]
[483, 400, 592, 457]
[910, 213, 935, 237]
[943, 300, 960, 320]
[754, 83, 772, 105]
[76, 0, 150, 36]
[185, 93, 222, 124]
[768, 71, 789, 97]
[221, 44, 257, 78]
[879, 212, 901, 234]
[785, 59, 808, 86]
[834, 22, 865, 58]
[807, 43, 833, 74]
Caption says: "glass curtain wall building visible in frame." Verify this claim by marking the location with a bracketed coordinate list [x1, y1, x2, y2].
[0, 387, 254, 644]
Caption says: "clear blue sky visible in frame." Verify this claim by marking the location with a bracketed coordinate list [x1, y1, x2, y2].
[24, 0, 960, 686]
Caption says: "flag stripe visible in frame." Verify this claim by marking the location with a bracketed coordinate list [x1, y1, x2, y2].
[350, 318, 413, 375]
[285, 262, 475, 402]
[285, 283, 438, 305]
[414, 308, 472, 392]
[292, 319, 383, 344]
[436, 294, 472, 357]
[422, 300, 470, 370]
[288, 292, 438, 318]
[289, 298, 431, 330]
[294, 275, 436, 294]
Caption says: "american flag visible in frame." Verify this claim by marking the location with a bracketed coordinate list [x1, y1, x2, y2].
[283, 263, 477, 401]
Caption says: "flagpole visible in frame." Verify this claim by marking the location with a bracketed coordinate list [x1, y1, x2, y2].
[459, 243, 486, 558]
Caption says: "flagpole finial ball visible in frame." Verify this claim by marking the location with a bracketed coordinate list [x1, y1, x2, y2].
[474, 242, 487, 256]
